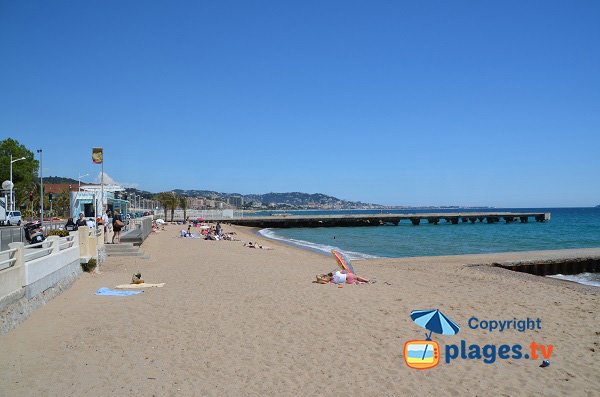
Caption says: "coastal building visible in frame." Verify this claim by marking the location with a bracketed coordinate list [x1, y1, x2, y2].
[69, 184, 129, 220]
[227, 195, 244, 208]
[187, 197, 205, 210]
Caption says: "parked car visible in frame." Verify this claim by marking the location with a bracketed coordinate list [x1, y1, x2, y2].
[5, 211, 22, 226]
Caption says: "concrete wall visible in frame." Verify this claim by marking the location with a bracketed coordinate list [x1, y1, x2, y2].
[0, 266, 22, 303]
[121, 215, 153, 245]
[23, 237, 80, 299]
[0, 227, 108, 333]
[78, 226, 104, 262]
[0, 233, 80, 313]
[0, 244, 23, 309]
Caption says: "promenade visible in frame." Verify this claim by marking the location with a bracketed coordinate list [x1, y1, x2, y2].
[0, 224, 598, 396]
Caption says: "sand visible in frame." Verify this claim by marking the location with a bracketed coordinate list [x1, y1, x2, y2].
[0, 224, 598, 396]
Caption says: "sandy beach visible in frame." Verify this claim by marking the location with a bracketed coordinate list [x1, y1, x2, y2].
[1, 224, 598, 396]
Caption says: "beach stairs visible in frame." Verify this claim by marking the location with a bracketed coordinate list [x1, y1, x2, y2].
[104, 242, 149, 259]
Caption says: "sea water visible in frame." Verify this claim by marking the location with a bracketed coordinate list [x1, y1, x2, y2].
[259, 207, 600, 287]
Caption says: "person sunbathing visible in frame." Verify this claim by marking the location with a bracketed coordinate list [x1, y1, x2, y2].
[344, 271, 369, 284]
[314, 272, 334, 284]
[314, 270, 369, 284]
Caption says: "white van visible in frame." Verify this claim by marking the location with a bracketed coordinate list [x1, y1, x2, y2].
[5, 211, 22, 226]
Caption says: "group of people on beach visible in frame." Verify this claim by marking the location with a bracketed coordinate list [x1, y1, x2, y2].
[152, 220, 166, 233]
[174, 221, 239, 242]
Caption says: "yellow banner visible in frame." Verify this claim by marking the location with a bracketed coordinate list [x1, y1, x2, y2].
[92, 147, 103, 164]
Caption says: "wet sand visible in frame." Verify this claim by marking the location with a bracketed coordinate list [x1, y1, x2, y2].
[0, 224, 598, 396]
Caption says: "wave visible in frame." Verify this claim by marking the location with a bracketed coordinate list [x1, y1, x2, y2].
[258, 228, 379, 260]
[548, 272, 600, 287]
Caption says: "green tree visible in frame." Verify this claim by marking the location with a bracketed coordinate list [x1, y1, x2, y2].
[54, 188, 71, 218]
[0, 138, 39, 210]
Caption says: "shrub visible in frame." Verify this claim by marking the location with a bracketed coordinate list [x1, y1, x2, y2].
[81, 258, 97, 272]
[48, 229, 70, 237]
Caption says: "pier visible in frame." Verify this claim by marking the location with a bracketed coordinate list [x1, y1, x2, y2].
[214, 212, 551, 228]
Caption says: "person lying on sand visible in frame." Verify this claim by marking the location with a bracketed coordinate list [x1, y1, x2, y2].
[314, 270, 369, 285]
[314, 272, 333, 284]
[244, 242, 273, 249]
[221, 233, 239, 241]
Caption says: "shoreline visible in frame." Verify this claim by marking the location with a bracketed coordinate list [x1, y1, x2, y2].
[255, 224, 600, 261]
[252, 226, 600, 289]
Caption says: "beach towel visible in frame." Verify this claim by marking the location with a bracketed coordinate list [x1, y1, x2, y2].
[115, 283, 165, 289]
[96, 287, 143, 296]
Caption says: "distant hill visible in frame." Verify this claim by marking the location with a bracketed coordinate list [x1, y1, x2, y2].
[244, 192, 372, 207]
[44, 176, 79, 184]
[50, 176, 381, 208]
[172, 189, 380, 208]
[172, 189, 231, 200]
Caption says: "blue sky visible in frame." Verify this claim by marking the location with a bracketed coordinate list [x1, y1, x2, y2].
[1, 1, 599, 207]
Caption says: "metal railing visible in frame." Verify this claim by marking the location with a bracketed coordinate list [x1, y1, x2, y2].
[0, 227, 24, 251]
[42, 222, 65, 234]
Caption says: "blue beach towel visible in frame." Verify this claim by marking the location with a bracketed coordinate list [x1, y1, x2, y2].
[96, 287, 143, 296]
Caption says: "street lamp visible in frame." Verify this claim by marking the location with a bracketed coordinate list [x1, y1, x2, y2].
[37, 149, 43, 228]
[9, 155, 26, 211]
[78, 173, 89, 191]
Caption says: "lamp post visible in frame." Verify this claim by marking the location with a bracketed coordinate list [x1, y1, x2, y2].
[9, 155, 26, 211]
[37, 149, 43, 229]
[78, 173, 89, 192]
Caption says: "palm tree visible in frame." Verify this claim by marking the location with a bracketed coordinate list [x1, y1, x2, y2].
[179, 196, 188, 221]
[155, 192, 172, 220]
[168, 193, 177, 221]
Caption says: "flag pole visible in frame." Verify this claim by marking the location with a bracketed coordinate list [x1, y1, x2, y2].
[98, 158, 102, 272]
[92, 147, 104, 272]
[101, 159, 104, 217]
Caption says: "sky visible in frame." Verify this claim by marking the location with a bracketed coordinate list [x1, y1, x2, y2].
[1, 1, 599, 207]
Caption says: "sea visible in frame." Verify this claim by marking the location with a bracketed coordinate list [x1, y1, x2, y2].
[258, 207, 600, 287]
